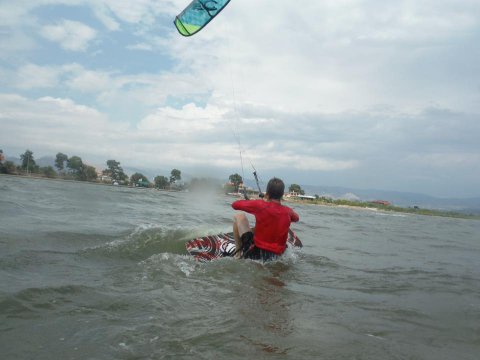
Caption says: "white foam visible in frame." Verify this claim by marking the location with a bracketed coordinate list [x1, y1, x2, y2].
[140, 252, 197, 278]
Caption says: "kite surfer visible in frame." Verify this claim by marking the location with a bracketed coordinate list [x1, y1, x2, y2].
[232, 177, 299, 261]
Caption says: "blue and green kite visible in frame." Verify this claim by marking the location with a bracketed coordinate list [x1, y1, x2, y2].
[174, 0, 231, 36]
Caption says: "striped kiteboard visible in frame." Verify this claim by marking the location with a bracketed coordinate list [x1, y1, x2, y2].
[185, 229, 302, 262]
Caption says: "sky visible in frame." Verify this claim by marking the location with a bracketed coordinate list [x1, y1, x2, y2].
[0, 0, 479, 198]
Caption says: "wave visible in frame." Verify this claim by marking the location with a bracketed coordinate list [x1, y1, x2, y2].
[0, 284, 91, 318]
[80, 224, 227, 261]
[0, 249, 77, 271]
[140, 252, 198, 278]
[374, 212, 408, 218]
[133, 228, 304, 280]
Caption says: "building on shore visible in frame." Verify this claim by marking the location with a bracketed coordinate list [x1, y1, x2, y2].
[371, 200, 391, 206]
[297, 194, 316, 201]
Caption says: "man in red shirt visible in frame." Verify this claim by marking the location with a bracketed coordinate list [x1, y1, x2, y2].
[232, 177, 299, 261]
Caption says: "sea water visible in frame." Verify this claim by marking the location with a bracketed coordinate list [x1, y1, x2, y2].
[0, 175, 479, 359]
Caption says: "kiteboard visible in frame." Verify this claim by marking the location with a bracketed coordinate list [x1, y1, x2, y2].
[185, 229, 302, 262]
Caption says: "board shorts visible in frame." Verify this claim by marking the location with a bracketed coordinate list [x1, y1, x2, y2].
[240, 231, 279, 262]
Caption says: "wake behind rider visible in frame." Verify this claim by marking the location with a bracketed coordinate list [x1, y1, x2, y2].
[232, 177, 299, 261]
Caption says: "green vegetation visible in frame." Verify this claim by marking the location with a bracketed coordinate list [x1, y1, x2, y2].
[2, 161, 17, 174]
[130, 173, 150, 187]
[154, 175, 169, 189]
[103, 160, 128, 184]
[289, 183, 305, 195]
[0, 150, 6, 174]
[170, 169, 182, 184]
[65, 155, 97, 181]
[66, 156, 83, 175]
[55, 153, 68, 172]
[154, 169, 183, 190]
[1, 149, 190, 192]
[41, 166, 57, 178]
[1, 149, 98, 182]
[1, 149, 17, 175]
[228, 173, 243, 192]
[20, 150, 38, 173]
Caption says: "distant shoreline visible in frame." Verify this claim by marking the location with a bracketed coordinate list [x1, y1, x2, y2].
[2, 173, 478, 220]
[0, 173, 160, 190]
[284, 197, 480, 220]
[0, 172, 109, 185]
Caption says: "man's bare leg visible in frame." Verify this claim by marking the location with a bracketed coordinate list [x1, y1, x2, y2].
[233, 213, 251, 259]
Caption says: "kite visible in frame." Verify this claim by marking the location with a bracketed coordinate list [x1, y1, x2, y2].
[174, 0, 231, 36]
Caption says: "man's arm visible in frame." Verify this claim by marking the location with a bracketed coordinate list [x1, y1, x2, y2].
[232, 199, 260, 214]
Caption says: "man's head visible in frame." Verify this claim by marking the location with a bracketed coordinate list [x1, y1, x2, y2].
[266, 177, 285, 200]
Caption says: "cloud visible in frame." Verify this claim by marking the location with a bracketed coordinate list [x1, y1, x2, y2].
[138, 103, 228, 134]
[1, 91, 479, 196]
[0, 0, 180, 37]
[91, 3, 120, 31]
[97, 0, 165, 25]
[14, 64, 62, 89]
[405, 152, 480, 169]
[40, 19, 97, 52]
[1, 1, 480, 196]
[0, 93, 360, 171]
[0, 29, 37, 59]
[153, 0, 480, 115]
[4, 1, 480, 113]
[0, 93, 129, 158]
[126, 43, 154, 51]
[62, 64, 112, 93]
[5, 62, 213, 121]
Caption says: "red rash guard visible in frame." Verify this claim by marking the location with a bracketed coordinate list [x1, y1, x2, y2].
[232, 199, 299, 255]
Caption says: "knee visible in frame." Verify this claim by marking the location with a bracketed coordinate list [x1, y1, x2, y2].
[233, 213, 247, 222]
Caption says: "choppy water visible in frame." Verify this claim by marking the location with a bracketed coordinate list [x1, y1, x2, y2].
[1, 175, 479, 360]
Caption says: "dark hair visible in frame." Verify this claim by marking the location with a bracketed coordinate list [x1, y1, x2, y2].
[266, 177, 285, 200]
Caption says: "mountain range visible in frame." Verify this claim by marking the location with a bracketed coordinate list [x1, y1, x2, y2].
[298, 184, 480, 214]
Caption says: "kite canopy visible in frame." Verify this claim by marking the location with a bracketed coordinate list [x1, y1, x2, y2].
[174, 0, 231, 36]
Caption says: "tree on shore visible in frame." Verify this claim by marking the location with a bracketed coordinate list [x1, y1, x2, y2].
[67, 156, 83, 174]
[41, 166, 57, 178]
[67, 156, 84, 180]
[131, 172, 150, 187]
[2, 161, 17, 174]
[103, 160, 128, 183]
[20, 150, 38, 173]
[55, 153, 68, 172]
[229, 173, 243, 192]
[0, 149, 4, 173]
[154, 175, 169, 189]
[288, 183, 305, 195]
[66, 155, 97, 181]
[170, 169, 181, 184]
[82, 165, 98, 181]
[1, 150, 17, 175]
